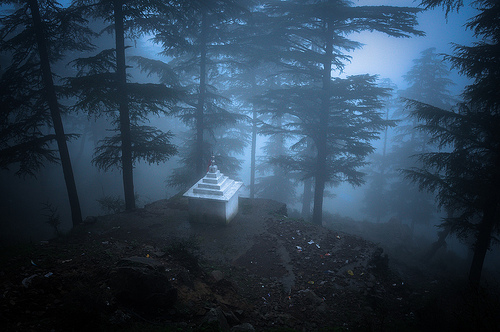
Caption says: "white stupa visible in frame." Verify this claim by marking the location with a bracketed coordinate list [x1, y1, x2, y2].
[183, 157, 243, 224]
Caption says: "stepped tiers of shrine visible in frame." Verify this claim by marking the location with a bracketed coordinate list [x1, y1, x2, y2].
[183, 163, 243, 224]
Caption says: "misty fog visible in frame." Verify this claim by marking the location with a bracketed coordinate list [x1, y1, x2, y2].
[2, 0, 500, 330]
[1, 0, 499, 302]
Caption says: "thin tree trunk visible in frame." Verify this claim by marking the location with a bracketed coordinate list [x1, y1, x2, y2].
[423, 208, 454, 261]
[114, 0, 135, 210]
[274, 114, 287, 198]
[376, 107, 389, 224]
[301, 139, 314, 219]
[382, 110, 388, 161]
[423, 225, 451, 261]
[249, 70, 257, 199]
[196, 10, 208, 178]
[250, 110, 257, 199]
[469, 203, 496, 286]
[381, 106, 389, 175]
[28, 0, 82, 226]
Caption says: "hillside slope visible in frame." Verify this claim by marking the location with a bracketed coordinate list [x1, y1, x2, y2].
[1, 198, 497, 331]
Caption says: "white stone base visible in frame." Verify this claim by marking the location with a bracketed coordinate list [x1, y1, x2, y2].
[187, 195, 239, 224]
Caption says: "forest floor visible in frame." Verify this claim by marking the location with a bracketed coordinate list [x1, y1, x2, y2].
[1, 197, 499, 331]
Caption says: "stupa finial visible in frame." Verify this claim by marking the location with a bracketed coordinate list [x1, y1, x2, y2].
[208, 155, 218, 173]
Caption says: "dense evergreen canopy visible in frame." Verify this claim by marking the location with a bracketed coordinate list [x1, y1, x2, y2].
[405, 0, 500, 285]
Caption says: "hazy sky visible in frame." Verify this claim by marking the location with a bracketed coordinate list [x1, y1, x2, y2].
[344, 0, 478, 94]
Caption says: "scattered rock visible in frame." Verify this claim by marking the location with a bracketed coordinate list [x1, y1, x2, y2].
[201, 306, 230, 331]
[231, 322, 255, 331]
[369, 247, 389, 274]
[117, 256, 163, 268]
[3, 198, 482, 331]
[21, 274, 38, 288]
[211, 269, 225, 281]
[109, 309, 130, 324]
[297, 289, 327, 312]
[223, 309, 241, 325]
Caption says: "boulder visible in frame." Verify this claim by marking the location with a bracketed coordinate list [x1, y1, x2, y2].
[201, 307, 230, 332]
[109, 258, 177, 312]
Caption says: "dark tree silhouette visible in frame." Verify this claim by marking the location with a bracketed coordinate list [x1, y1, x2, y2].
[255, 113, 296, 205]
[389, 48, 455, 231]
[255, 0, 423, 225]
[113, 0, 134, 210]
[401, 47, 455, 109]
[66, 52, 178, 193]
[404, 101, 500, 286]
[148, 0, 249, 188]
[361, 79, 398, 223]
[409, 0, 500, 285]
[0, 0, 93, 226]
[70, 0, 178, 210]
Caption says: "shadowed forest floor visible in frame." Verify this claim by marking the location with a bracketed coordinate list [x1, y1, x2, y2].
[1, 198, 499, 331]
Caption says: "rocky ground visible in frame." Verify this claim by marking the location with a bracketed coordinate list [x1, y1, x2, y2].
[1, 198, 499, 331]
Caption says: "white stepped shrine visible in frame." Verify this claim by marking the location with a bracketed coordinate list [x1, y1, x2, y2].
[183, 158, 243, 224]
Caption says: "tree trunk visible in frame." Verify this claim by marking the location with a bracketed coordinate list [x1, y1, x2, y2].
[28, 0, 82, 226]
[301, 177, 312, 219]
[469, 203, 496, 286]
[249, 70, 257, 199]
[312, 100, 328, 225]
[312, 140, 326, 225]
[423, 208, 454, 261]
[312, 24, 333, 226]
[423, 225, 451, 261]
[196, 9, 208, 178]
[301, 139, 314, 219]
[250, 110, 257, 199]
[114, 0, 135, 210]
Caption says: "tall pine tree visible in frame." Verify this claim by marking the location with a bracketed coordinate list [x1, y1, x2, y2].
[69, 0, 178, 210]
[0, 0, 94, 226]
[361, 79, 398, 223]
[148, 0, 249, 189]
[405, 0, 500, 285]
[390, 48, 455, 231]
[257, 0, 423, 225]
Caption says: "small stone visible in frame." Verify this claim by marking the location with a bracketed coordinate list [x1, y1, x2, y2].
[231, 322, 255, 331]
[201, 307, 230, 331]
[211, 270, 224, 281]
[223, 309, 240, 325]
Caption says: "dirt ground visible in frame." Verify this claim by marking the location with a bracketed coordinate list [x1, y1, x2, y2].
[1, 197, 499, 331]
